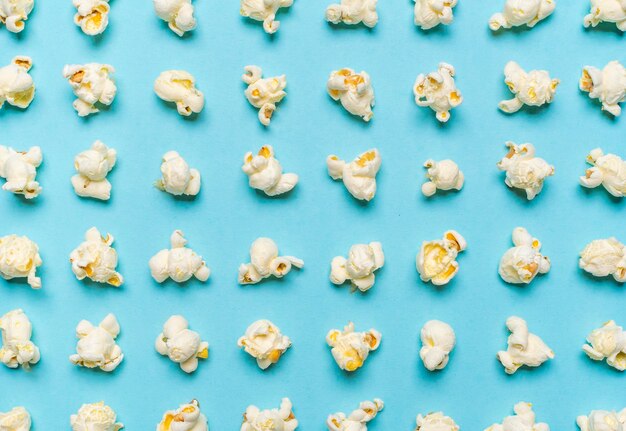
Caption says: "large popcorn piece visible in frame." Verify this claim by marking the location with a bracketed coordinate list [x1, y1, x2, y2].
[580, 61, 626, 117]
[154, 70, 204, 116]
[240, 0, 293, 34]
[419, 320, 456, 371]
[497, 142, 554, 200]
[327, 399, 384, 431]
[70, 227, 123, 286]
[414, 0, 457, 29]
[416, 230, 466, 286]
[0, 0, 34, 33]
[485, 402, 550, 431]
[325, 0, 378, 28]
[0, 406, 31, 430]
[489, 0, 556, 31]
[326, 322, 381, 372]
[582, 320, 626, 371]
[241, 398, 298, 431]
[156, 315, 209, 373]
[157, 399, 208, 431]
[0, 309, 40, 370]
[413, 63, 462, 123]
[497, 316, 554, 374]
[327, 68, 375, 121]
[237, 319, 291, 369]
[242, 66, 286, 126]
[584, 0, 626, 31]
[0, 56, 35, 110]
[63, 63, 116, 117]
[71, 140, 117, 200]
[154, 0, 196, 36]
[69, 313, 123, 372]
[580, 148, 626, 198]
[238, 237, 303, 284]
[71, 402, 123, 431]
[330, 242, 384, 292]
[0, 234, 42, 288]
[498, 227, 551, 284]
[421, 159, 464, 197]
[499, 61, 559, 114]
[327, 149, 381, 202]
[155, 151, 201, 197]
[149, 230, 210, 283]
[415, 412, 459, 431]
[579, 238, 626, 282]
[74, 0, 110, 36]
[242, 145, 298, 196]
[0, 145, 42, 199]
[577, 409, 626, 431]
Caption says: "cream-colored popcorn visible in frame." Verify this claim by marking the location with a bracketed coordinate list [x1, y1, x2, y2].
[584, 0, 626, 31]
[579, 238, 626, 282]
[330, 242, 384, 292]
[327, 399, 384, 431]
[326, 0, 378, 27]
[416, 230, 466, 286]
[0, 406, 31, 431]
[414, 0, 457, 29]
[63, 63, 116, 117]
[70, 227, 123, 286]
[0, 234, 41, 288]
[497, 316, 554, 374]
[242, 145, 298, 196]
[240, 0, 293, 34]
[580, 61, 626, 117]
[71, 140, 116, 200]
[419, 320, 455, 371]
[582, 320, 626, 371]
[0, 145, 42, 199]
[149, 230, 210, 283]
[577, 409, 626, 431]
[497, 142, 554, 200]
[155, 315, 209, 373]
[415, 412, 459, 431]
[242, 66, 286, 126]
[157, 399, 208, 431]
[421, 159, 464, 197]
[241, 398, 298, 431]
[69, 314, 123, 372]
[327, 68, 375, 121]
[485, 402, 550, 431]
[327, 149, 381, 201]
[580, 148, 626, 197]
[498, 227, 551, 284]
[489, 0, 556, 30]
[0, 56, 35, 110]
[413, 63, 462, 123]
[238, 237, 303, 284]
[74, 0, 110, 36]
[326, 322, 381, 372]
[237, 319, 291, 369]
[154, 0, 196, 36]
[71, 402, 123, 431]
[0, 0, 34, 33]
[0, 309, 40, 370]
[155, 151, 201, 197]
[499, 61, 559, 113]
[154, 70, 204, 116]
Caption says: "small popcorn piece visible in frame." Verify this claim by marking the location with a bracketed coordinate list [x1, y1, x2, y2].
[580, 148, 626, 198]
[154, 70, 204, 116]
[237, 319, 291, 369]
[238, 237, 303, 285]
[580, 61, 626, 117]
[155, 315, 209, 373]
[242, 66, 286, 126]
[70, 227, 123, 287]
[577, 409, 626, 431]
[497, 142, 554, 200]
[421, 159, 464, 197]
[0, 56, 35, 110]
[155, 151, 201, 197]
[70, 402, 123, 431]
[327, 149, 381, 201]
[0, 0, 34, 33]
[154, 0, 196, 36]
[584, 0, 626, 31]
[326, 322, 381, 372]
[582, 320, 626, 371]
[579, 237, 626, 282]
[73, 0, 111, 36]
[499, 227, 550, 284]
[0, 145, 42, 199]
[71, 140, 116, 200]
[0, 309, 40, 370]
[62, 63, 116, 117]
[414, 0, 457, 30]
[327, 68, 375, 121]
[499, 61, 559, 114]
[69, 314, 124, 372]
[327, 399, 384, 431]
[149, 230, 210, 283]
[0, 406, 31, 430]
[497, 316, 554, 374]
[0, 234, 42, 288]
[240, 0, 294, 34]
[241, 398, 298, 431]
[157, 399, 208, 431]
[416, 230, 466, 286]
[419, 320, 455, 371]
[242, 145, 298, 196]
[485, 402, 550, 431]
[325, 0, 378, 28]
[415, 412, 459, 431]
[489, 0, 556, 31]
[413, 62, 462, 122]
[330, 242, 384, 292]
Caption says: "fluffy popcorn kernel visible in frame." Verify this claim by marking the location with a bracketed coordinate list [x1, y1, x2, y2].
[150, 230, 210, 283]
[325, 0, 378, 28]
[415, 412, 459, 431]
[0, 407, 31, 431]
[70, 227, 123, 286]
[238, 237, 303, 284]
[497, 316, 554, 374]
[0, 145, 42, 199]
[577, 409, 626, 431]
[63, 63, 116, 117]
[327, 149, 381, 201]
[157, 399, 208, 431]
[237, 319, 291, 369]
[240, 0, 293, 34]
[489, 0, 556, 31]
[69, 313, 123, 372]
[584, 0, 626, 31]
[154, 0, 196, 36]
[327, 399, 384, 431]
[580, 61, 626, 117]
[419, 320, 455, 371]
[242, 145, 298, 196]
[582, 320, 626, 371]
[499, 227, 550, 284]
[74, 0, 110, 35]
[241, 398, 298, 431]
[154, 70, 204, 116]
[499, 61, 559, 114]
[579, 238, 626, 282]
[70, 402, 123, 431]
[497, 142, 554, 200]
[414, 0, 457, 29]
[421, 159, 464, 197]
[0, 234, 42, 288]
[242, 66, 286, 126]
[0, 56, 35, 110]
[330, 242, 384, 292]
[0, 309, 40, 370]
[416, 230, 466, 286]
[155, 151, 201, 196]
[327, 68, 375, 121]
[156, 315, 209, 373]
[326, 322, 381, 372]
[580, 148, 626, 197]
[0, 0, 34, 33]
[485, 402, 550, 431]
[413, 62, 462, 123]
[71, 140, 116, 200]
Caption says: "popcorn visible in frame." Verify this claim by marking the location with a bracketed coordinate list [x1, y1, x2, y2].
[73, 0, 110, 35]
[579, 238, 626, 282]
[419, 320, 455, 371]
[242, 145, 298, 196]
[0, 234, 42, 288]
[330, 242, 384, 292]
[0, 309, 40, 370]
[582, 320, 626, 371]
[149, 230, 210, 283]
[0, 145, 42, 199]
[69, 313, 123, 372]
[154, 0, 196, 36]
[154, 70, 204, 116]
[485, 402, 550, 431]
[238, 237, 303, 284]
[325, 0, 378, 28]
[0, 0, 34, 33]
[577, 409, 626, 431]
[497, 142, 554, 200]
[242, 66, 286, 126]
[580, 61, 626, 117]
[70, 402, 123, 431]
[326, 322, 381, 372]
[580, 148, 626, 197]
[414, 0, 457, 29]
[498, 227, 551, 284]
[415, 412, 459, 431]
[155, 151, 201, 196]
[157, 399, 208, 431]
[489, 0, 556, 31]
[416, 230, 466, 286]
[241, 398, 298, 431]
[327, 399, 384, 431]
[421, 159, 464, 197]
[237, 319, 291, 369]
[0, 56, 35, 110]
[584, 0, 626, 31]
[240, 0, 293, 34]
[0, 406, 31, 430]
[327, 149, 381, 201]
[497, 316, 554, 374]
[499, 61, 559, 113]
[155, 315, 209, 373]
[70, 227, 123, 286]
[327, 68, 375, 121]
[71, 140, 116, 200]
[63, 63, 116, 117]
[413, 62, 462, 123]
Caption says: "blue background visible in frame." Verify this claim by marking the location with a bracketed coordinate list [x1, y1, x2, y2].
[1, 1, 624, 429]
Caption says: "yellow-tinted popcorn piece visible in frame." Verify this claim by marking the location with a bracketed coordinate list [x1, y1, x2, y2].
[241, 398, 298, 431]
[62, 63, 116, 117]
[238, 237, 303, 284]
[242, 145, 298, 196]
[327, 149, 381, 201]
[580, 148, 626, 197]
[497, 142, 554, 200]
[416, 230, 466, 286]
[0, 56, 35, 110]
[499, 61, 559, 113]
[156, 315, 209, 373]
[582, 320, 626, 371]
[499, 227, 550, 284]
[327, 68, 375, 121]
[0, 145, 42, 199]
[0, 406, 31, 431]
[414, 0, 456, 29]
[485, 402, 550, 431]
[415, 412, 459, 431]
[0, 234, 42, 288]
[327, 399, 383, 431]
[0, 309, 40, 370]
[330, 242, 384, 292]
[240, 0, 294, 33]
[413, 63, 462, 123]
[154, 70, 204, 116]
[325, 0, 378, 28]
[577, 409, 626, 431]
[584, 0, 626, 31]
[242, 66, 286, 126]
[157, 399, 208, 431]
[73, 0, 110, 36]
[497, 316, 554, 374]
[489, 0, 556, 30]
[326, 322, 381, 372]
[421, 159, 464, 197]
[237, 319, 291, 369]
[0, 0, 34, 33]
[419, 320, 455, 371]
[154, 0, 196, 36]
[70, 402, 123, 431]
[71, 140, 116, 201]
[579, 238, 626, 282]
[70, 227, 123, 286]
[580, 61, 626, 117]
[69, 314, 123, 372]
[149, 230, 210, 283]
[155, 151, 201, 197]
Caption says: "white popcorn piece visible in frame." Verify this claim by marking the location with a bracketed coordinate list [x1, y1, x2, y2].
[0, 406, 31, 430]
[242, 66, 286, 126]
[582, 320, 626, 371]
[70, 227, 123, 286]
[241, 398, 298, 431]
[327, 149, 381, 202]
[327, 68, 375, 121]
[577, 409, 626, 431]
[237, 319, 291, 369]
[498, 227, 551, 284]
[149, 230, 210, 283]
[0, 0, 34, 33]
[584, 0, 626, 31]
[419, 320, 455, 371]
[154, 70, 204, 116]
[485, 402, 550, 431]
[414, 0, 457, 29]
[69, 313, 123, 372]
[0, 234, 42, 289]
[71, 402, 123, 431]
[0, 56, 35, 110]
[580, 61, 626, 117]
[421, 159, 464, 197]
[0, 145, 42, 199]
[155, 315, 209, 373]
[499, 61, 559, 114]
[330, 242, 384, 292]
[325, 0, 378, 28]
[63, 63, 116, 117]
[242, 145, 298, 196]
[155, 151, 201, 197]
[71, 140, 116, 200]
[497, 142, 554, 200]
[157, 399, 208, 431]
[240, 0, 293, 34]
[579, 238, 626, 282]
[416, 230, 466, 286]
[74, 0, 110, 36]
[154, 0, 196, 36]
[489, 0, 556, 31]
[580, 148, 626, 197]
[0, 309, 40, 370]
[413, 62, 462, 123]
[238, 237, 303, 284]
[327, 399, 384, 431]
[415, 412, 459, 431]
[326, 322, 381, 372]
[497, 316, 554, 374]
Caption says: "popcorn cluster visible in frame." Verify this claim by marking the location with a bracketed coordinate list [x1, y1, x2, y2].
[489, 0, 556, 31]
[0, 0, 34, 33]
[499, 61, 559, 114]
[70, 402, 123, 431]
[497, 316, 554, 374]
[0, 56, 35, 110]
[69, 313, 123, 372]
[242, 66, 286, 126]
[242, 145, 298, 196]
[327, 68, 375, 121]
[499, 227, 550, 284]
[325, 0, 378, 28]
[580, 61, 626, 117]
[330, 242, 384, 292]
[580, 148, 626, 197]
[414, 0, 457, 30]
[0, 234, 42, 288]
[485, 402, 550, 431]
[421, 159, 464, 197]
[154, 70, 204, 116]
[70, 227, 124, 286]
[241, 398, 298, 431]
[150, 230, 210, 283]
[327, 149, 381, 201]
[237, 319, 291, 369]
[497, 142, 554, 200]
[326, 322, 381, 372]
[419, 320, 455, 371]
[0, 145, 42, 199]
[0, 406, 31, 430]
[416, 230, 466, 286]
[63, 63, 117, 117]
[413, 62, 462, 122]
[579, 237, 626, 282]
[154, 0, 196, 36]
[582, 320, 626, 371]
[155, 151, 201, 197]
[0, 309, 40, 370]
[156, 315, 208, 373]
[71, 140, 117, 200]
[415, 412, 459, 431]
[157, 399, 208, 431]
[240, 0, 293, 34]
[73, 0, 111, 35]
[327, 399, 384, 431]
[238, 237, 303, 284]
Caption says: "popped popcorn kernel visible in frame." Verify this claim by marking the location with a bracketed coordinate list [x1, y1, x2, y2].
[415, 412, 459, 431]
[0, 234, 42, 288]
[327, 68, 375, 121]
[499, 61, 559, 113]
[485, 402, 550, 431]
[327, 149, 381, 201]
[497, 316, 554, 374]
[0, 406, 31, 430]
[62, 63, 116, 117]
[580, 148, 626, 197]
[419, 320, 455, 371]
[240, 0, 294, 34]
[577, 409, 626, 431]
[69, 314, 124, 372]
[150, 230, 210, 283]
[413, 63, 462, 122]
[74, 0, 110, 36]
[580, 61, 626, 117]
[154, 70, 204, 116]
[237, 319, 291, 369]
[326, 0, 378, 28]
[0, 309, 40, 370]
[414, 0, 457, 30]
[157, 399, 208, 431]
[242, 66, 286, 126]
[330, 242, 384, 292]
[241, 398, 298, 431]
[0, 145, 42, 199]
[582, 320, 626, 371]
[327, 399, 383, 431]
[0, 56, 35, 110]
[326, 322, 381, 372]
[584, 0, 626, 31]
[238, 237, 303, 284]
[497, 142, 554, 200]
[155, 151, 201, 196]
[242, 145, 298, 196]
[156, 315, 209, 373]
[579, 237, 626, 282]
[71, 140, 116, 200]
[70, 227, 123, 286]
[499, 227, 550, 284]
[154, 0, 196, 36]
[421, 159, 464, 196]
[70, 402, 123, 431]
[416, 230, 466, 286]
[0, 0, 34, 33]
[489, 0, 556, 30]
